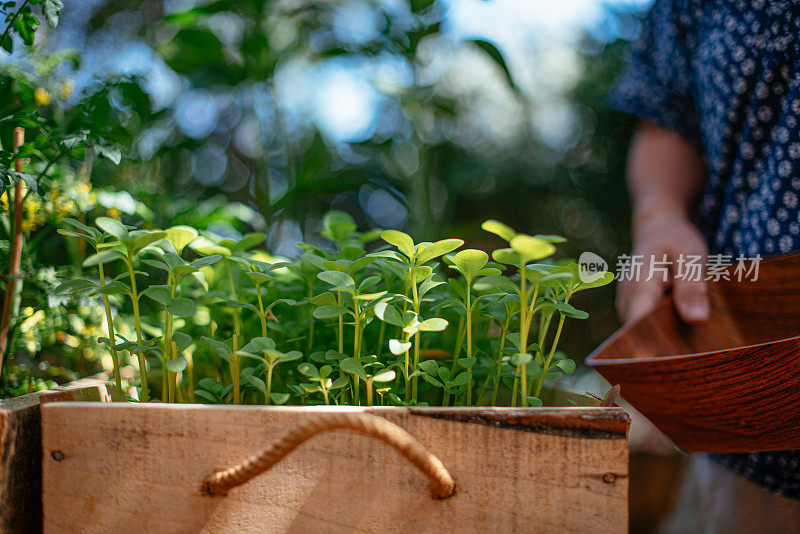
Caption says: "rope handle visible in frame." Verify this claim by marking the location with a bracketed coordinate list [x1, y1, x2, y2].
[201, 412, 456, 499]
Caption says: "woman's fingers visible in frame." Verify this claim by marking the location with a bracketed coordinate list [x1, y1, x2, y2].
[623, 277, 667, 323]
[668, 232, 710, 324]
[617, 220, 711, 324]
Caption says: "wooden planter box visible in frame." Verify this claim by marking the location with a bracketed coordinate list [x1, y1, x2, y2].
[39, 393, 629, 533]
[0, 379, 109, 533]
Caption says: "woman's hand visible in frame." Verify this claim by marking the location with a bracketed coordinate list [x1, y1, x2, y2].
[617, 203, 710, 323]
[618, 122, 710, 324]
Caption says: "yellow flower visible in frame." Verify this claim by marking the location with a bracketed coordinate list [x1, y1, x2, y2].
[34, 87, 51, 106]
[106, 207, 122, 219]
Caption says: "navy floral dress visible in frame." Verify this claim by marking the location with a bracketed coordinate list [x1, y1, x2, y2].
[609, 0, 800, 499]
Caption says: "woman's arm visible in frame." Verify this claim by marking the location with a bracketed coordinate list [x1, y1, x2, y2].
[617, 122, 710, 323]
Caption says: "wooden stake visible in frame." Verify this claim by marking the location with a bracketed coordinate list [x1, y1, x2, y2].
[0, 127, 25, 376]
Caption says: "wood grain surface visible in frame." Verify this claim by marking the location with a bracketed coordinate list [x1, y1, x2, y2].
[587, 252, 800, 452]
[0, 381, 109, 533]
[42, 403, 629, 533]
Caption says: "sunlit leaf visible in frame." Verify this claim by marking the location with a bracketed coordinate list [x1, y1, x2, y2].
[381, 229, 415, 259]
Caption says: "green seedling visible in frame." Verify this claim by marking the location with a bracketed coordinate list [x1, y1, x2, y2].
[76, 217, 167, 402]
[238, 337, 302, 404]
[297, 362, 348, 405]
[482, 220, 556, 406]
[448, 249, 502, 404]
[373, 230, 461, 400]
[57, 218, 127, 401]
[340, 357, 396, 406]
[141, 240, 221, 402]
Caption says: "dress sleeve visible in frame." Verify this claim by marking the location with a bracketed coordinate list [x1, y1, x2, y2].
[607, 0, 701, 146]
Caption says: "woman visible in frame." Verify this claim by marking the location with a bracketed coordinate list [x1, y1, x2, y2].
[609, 0, 800, 530]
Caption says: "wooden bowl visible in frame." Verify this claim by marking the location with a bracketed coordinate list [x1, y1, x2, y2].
[586, 251, 800, 453]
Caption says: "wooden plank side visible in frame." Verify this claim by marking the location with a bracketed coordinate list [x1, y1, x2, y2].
[42, 404, 629, 533]
[0, 383, 109, 533]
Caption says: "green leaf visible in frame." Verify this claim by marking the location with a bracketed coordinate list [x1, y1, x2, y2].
[416, 239, 464, 265]
[234, 233, 266, 252]
[237, 350, 265, 363]
[422, 374, 444, 388]
[270, 392, 290, 405]
[414, 266, 433, 283]
[450, 371, 471, 388]
[202, 337, 231, 360]
[353, 290, 387, 301]
[62, 217, 98, 236]
[133, 231, 168, 252]
[467, 39, 519, 93]
[534, 234, 567, 243]
[527, 396, 544, 407]
[418, 360, 439, 375]
[453, 249, 489, 282]
[198, 377, 224, 395]
[340, 358, 368, 380]
[577, 270, 615, 291]
[388, 339, 411, 355]
[555, 359, 576, 374]
[491, 248, 520, 265]
[95, 217, 129, 240]
[418, 274, 444, 298]
[165, 357, 188, 374]
[278, 351, 303, 363]
[457, 357, 477, 368]
[417, 317, 448, 332]
[195, 390, 221, 404]
[190, 237, 231, 256]
[552, 301, 589, 319]
[164, 226, 198, 254]
[142, 259, 170, 271]
[510, 235, 556, 263]
[381, 230, 415, 259]
[322, 211, 357, 242]
[248, 375, 268, 396]
[298, 362, 320, 379]
[374, 302, 404, 327]
[241, 337, 276, 353]
[54, 279, 97, 295]
[226, 299, 259, 314]
[172, 332, 192, 354]
[367, 250, 406, 262]
[330, 376, 350, 389]
[168, 298, 196, 317]
[482, 220, 516, 242]
[317, 270, 355, 290]
[191, 254, 223, 269]
[346, 256, 377, 275]
[300, 382, 321, 394]
[82, 249, 123, 267]
[142, 285, 173, 306]
[312, 305, 348, 320]
[358, 275, 381, 292]
[321, 260, 345, 272]
[310, 293, 337, 307]
[98, 281, 129, 296]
